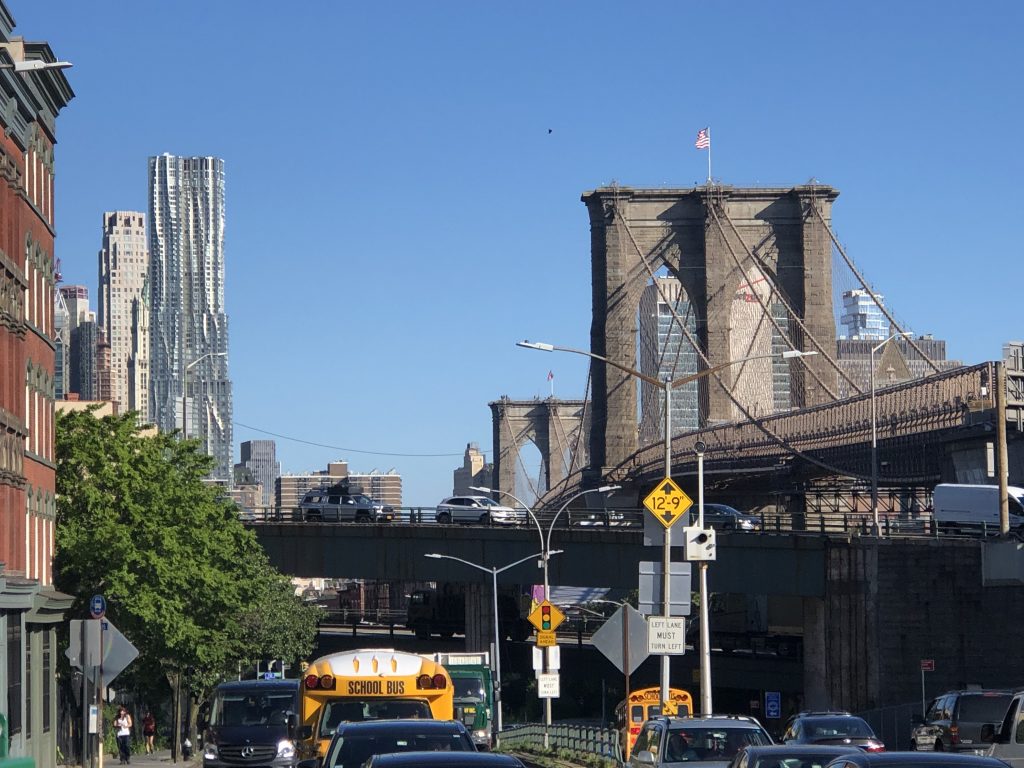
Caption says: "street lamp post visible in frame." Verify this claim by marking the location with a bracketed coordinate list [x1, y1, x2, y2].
[424, 550, 561, 746]
[470, 484, 620, 748]
[182, 351, 227, 441]
[870, 332, 912, 534]
[517, 339, 817, 713]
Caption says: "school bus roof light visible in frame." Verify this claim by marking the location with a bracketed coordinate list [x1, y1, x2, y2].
[304, 674, 320, 689]
[417, 674, 433, 689]
[319, 674, 336, 690]
[431, 674, 447, 689]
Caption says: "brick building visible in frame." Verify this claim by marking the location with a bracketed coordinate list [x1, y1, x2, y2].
[0, 6, 74, 768]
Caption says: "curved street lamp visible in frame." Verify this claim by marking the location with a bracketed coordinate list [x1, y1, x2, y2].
[517, 338, 818, 715]
[424, 549, 561, 746]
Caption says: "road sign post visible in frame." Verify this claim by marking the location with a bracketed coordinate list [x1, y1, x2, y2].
[643, 476, 693, 708]
[920, 659, 934, 716]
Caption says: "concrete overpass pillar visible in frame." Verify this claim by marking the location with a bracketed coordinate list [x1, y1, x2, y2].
[802, 597, 829, 709]
[464, 582, 495, 653]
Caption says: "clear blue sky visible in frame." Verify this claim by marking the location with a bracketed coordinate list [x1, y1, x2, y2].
[18, 1, 1024, 507]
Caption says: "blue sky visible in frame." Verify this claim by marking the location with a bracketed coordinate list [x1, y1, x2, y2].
[19, 1, 1023, 507]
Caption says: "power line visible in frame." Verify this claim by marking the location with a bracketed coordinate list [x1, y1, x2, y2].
[233, 420, 490, 458]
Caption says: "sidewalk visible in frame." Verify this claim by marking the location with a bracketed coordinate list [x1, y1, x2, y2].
[112, 749, 195, 767]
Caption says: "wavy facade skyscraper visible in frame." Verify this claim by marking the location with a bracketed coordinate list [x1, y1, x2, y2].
[148, 154, 233, 485]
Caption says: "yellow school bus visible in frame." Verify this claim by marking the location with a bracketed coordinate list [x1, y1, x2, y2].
[615, 687, 694, 759]
[300, 649, 454, 759]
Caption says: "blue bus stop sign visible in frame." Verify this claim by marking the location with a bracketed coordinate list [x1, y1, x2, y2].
[90, 594, 106, 619]
[765, 691, 781, 719]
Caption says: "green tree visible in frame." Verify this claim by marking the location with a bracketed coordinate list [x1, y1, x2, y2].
[55, 409, 320, 734]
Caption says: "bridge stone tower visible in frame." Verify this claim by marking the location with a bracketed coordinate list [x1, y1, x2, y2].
[489, 397, 589, 500]
[582, 185, 840, 475]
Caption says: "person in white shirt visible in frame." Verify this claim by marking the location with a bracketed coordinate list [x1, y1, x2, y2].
[114, 706, 133, 764]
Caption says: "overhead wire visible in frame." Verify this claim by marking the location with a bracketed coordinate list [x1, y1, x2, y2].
[233, 420, 481, 458]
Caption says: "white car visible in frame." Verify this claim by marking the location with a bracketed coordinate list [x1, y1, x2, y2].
[436, 496, 524, 525]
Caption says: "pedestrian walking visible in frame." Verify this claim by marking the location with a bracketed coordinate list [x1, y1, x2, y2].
[142, 711, 156, 754]
[114, 706, 133, 764]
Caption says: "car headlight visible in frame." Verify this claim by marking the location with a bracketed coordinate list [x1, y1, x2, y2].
[473, 729, 489, 740]
[277, 740, 296, 759]
[203, 744, 218, 761]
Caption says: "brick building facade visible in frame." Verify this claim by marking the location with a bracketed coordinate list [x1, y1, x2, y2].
[0, 6, 74, 767]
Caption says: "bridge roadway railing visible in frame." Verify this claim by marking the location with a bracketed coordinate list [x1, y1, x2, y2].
[499, 723, 622, 763]
[242, 505, 1008, 540]
[615, 362, 994, 485]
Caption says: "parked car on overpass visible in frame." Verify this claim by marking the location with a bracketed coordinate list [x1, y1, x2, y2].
[435, 496, 524, 525]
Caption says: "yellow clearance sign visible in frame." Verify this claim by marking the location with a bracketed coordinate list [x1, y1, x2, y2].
[642, 477, 693, 529]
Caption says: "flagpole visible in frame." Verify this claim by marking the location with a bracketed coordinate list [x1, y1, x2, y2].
[707, 126, 712, 183]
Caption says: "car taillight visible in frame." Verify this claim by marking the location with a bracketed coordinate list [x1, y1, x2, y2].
[865, 743, 886, 753]
[304, 674, 320, 689]
[630, 726, 641, 736]
[950, 725, 959, 745]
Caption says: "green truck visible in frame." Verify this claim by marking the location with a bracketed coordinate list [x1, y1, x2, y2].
[0, 714, 34, 768]
[432, 652, 494, 750]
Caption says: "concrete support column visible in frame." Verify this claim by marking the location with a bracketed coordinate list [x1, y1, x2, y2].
[489, 398, 518, 500]
[544, 403, 567, 491]
[702, 192, 736, 423]
[795, 188, 839, 406]
[464, 581, 494, 653]
[802, 597, 829, 709]
[585, 193, 639, 471]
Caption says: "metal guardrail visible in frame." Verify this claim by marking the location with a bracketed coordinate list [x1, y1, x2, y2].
[241, 505, 1009, 541]
[499, 723, 622, 763]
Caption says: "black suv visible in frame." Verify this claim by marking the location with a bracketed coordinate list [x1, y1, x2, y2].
[911, 690, 1014, 752]
[782, 712, 884, 752]
[628, 715, 773, 767]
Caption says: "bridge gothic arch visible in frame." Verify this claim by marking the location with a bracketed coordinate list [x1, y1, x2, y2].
[489, 397, 589, 503]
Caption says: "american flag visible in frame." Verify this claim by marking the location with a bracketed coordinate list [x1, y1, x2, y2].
[695, 128, 710, 150]
[547, 370, 554, 382]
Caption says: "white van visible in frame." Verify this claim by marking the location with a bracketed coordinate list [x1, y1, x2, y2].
[985, 689, 1024, 766]
[932, 484, 1024, 533]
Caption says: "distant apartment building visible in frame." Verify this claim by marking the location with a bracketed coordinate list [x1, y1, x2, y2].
[229, 464, 263, 513]
[840, 289, 889, 340]
[638, 277, 699, 441]
[98, 211, 149, 418]
[240, 440, 280, 507]
[453, 442, 492, 495]
[276, 461, 403, 509]
[69, 318, 98, 400]
[148, 154, 233, 485]
[54, 289, 69, 398]
[836, 336, 961, 398]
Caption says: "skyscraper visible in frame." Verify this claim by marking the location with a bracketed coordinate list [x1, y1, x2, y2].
[638, 276, 699, 441]
[840, 289, 889, 340]
[98, 211, 149, 418]
[239, 440, 280, 507]
[148, 154, 233, 485]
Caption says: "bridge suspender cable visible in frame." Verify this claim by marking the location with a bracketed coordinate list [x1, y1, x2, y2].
[806, 195, 941, 375]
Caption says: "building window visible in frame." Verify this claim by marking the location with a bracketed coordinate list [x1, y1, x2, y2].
[7, 618, 23, 735]
[42, 632, 51, 732]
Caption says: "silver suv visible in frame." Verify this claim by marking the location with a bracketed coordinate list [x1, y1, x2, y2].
[629, 715, 773, 768]
[298, 488, 394, 523]
[435, 496, 524, 525]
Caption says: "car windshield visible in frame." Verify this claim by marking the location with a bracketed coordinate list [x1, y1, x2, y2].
[958, 695, 1012, 722]
[325, 732, 473, 768]
[208, 691, 295, 726]
[664, 727, 771, 762]
[803, 717, 873, 738]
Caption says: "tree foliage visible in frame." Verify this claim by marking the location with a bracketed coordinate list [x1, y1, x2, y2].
[55, 408, 320, 693]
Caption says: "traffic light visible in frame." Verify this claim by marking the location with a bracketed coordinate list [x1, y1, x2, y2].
[541, 603, 552, 631]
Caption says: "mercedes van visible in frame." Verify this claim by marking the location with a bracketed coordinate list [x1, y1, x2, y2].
[932, 484, 1024, 534]
[201, 679, 301, 768]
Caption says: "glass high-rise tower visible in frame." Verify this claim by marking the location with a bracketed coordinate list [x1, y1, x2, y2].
[148, 154, 233, 485]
